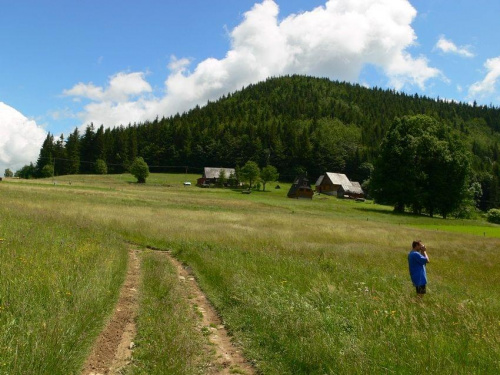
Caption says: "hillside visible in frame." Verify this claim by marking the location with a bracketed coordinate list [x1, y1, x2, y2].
[32, 75, 500, 209]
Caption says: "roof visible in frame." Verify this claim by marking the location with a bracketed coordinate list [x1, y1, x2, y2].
[288, 175, 313, 198]
[319, 172, 364, 195]
[315, 175, 324, 186]
[203, 167, 236, 179]
[344, 181, 364, 195]
[325, 172, 352, 189]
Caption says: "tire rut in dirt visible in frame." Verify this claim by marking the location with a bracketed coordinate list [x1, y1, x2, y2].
[164, 250, 255, 375]
[81, 249, 140, 375]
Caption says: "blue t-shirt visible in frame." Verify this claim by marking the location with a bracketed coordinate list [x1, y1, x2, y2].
[408, 250, 428, 286]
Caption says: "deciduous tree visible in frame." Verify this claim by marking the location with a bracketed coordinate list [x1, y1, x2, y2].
[260, 165, 279, 191]
[129, 157, 149, 183]
[239, 161, 260, 189]
[95, 159, 108, 175]
[371, 115, 471, 218]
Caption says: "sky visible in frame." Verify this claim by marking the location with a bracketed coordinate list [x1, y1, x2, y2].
[1, 0, 500, 172]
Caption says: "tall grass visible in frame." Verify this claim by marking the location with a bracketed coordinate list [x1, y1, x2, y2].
[129, 250, 207, 375]
[171, 237, 500, 374]
[1, 175, 499, 374]
[0, 189, 127, 375]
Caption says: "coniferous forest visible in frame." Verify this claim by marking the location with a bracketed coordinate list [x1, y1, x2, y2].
[23, 75, 500, 211]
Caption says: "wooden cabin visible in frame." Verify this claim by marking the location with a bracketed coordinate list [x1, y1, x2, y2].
[197, 167, 236, 187]
[287, 176, 314, 199]
[315, 172, 364, 199]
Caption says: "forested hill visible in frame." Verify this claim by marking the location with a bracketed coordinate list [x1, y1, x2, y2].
[33, 75, 500, 207]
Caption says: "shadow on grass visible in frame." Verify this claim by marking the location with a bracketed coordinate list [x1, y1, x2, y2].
[229, 188, 273, 193]
[354, 206, 431, 218]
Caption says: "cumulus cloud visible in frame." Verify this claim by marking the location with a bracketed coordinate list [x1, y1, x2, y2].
[168, 56, 192, 74]
[435, 36, 474, 58]
[63, 0, 440, 128]
[469, 56, 500, 98]
[63, 72, 154, 126]
[0, 102, 47, 171]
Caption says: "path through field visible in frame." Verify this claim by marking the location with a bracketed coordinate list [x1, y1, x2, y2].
[82, 249, 140, 375]
[81, 247, 254, 375]
[165, 249, 255, 375]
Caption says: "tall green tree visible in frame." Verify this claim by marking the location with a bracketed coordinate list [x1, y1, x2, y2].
[371, 115, 471, 217]
[66, 128, 81, 174]
[260, 165, 279, 191]
[95, 125, 106, 161]
[36, 133, 55, 177]
[217, 169, 227, 187]
[239, 161, 260, 189]
[53, 134, 67, 176]
[80, 124, 96, 173]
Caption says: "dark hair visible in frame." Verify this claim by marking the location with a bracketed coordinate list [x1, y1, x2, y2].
[412, 240, 421, 249]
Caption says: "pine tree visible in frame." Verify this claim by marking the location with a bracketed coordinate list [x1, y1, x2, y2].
[36, 133, 55, 177]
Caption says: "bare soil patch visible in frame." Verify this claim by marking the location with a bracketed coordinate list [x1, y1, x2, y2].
[81, 249, 140, 375]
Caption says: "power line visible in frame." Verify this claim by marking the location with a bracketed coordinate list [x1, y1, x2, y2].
[35, 156, 205, 172]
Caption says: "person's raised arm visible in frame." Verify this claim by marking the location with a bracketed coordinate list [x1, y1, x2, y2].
[420, 245, 430, 263]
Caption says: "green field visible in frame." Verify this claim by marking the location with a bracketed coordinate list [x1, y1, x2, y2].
[1, 174, 499, 374]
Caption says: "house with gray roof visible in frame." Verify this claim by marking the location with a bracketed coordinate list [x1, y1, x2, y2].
[315, 172, 364, 199]
[197, 167, 236, 186]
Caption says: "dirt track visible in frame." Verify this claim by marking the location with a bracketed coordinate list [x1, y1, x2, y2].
[81, 247, 254, 375]
[166, 250, 255, 374]
[82, 249, 140, 375]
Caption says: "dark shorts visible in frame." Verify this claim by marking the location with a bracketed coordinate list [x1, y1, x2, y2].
[416, 285, 426, 294]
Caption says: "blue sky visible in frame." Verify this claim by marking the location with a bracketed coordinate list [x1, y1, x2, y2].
[1, 0, 500, 172]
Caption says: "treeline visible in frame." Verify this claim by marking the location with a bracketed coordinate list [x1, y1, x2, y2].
[26, 75, 500, 210]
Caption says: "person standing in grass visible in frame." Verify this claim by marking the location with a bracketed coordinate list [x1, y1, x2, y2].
[408, 240, 430, 296]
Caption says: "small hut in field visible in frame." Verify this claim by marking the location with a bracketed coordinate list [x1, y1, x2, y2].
[287, 175, 314, 199]
[315, 172, 364, 199]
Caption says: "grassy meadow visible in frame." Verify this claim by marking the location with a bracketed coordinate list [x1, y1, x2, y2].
[0, 174, 499, 374]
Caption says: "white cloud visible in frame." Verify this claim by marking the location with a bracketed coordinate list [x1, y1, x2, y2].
[0, 102, 47, 172]
[63, 0, 440, 128]
[64, 72, 152, 103]
[469, 56, 500, 98]
[63, 72, 154, 126]
[168, 56, 192, 73]
[64, 82, 104, 101]
[435, 36, 474, 58]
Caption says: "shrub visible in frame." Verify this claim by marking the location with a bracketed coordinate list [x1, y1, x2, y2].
[129, 157, 149, 183]
[41, 164, 54, 178]
[486, 209, 500, 224]
[95, 159, 108, 175]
